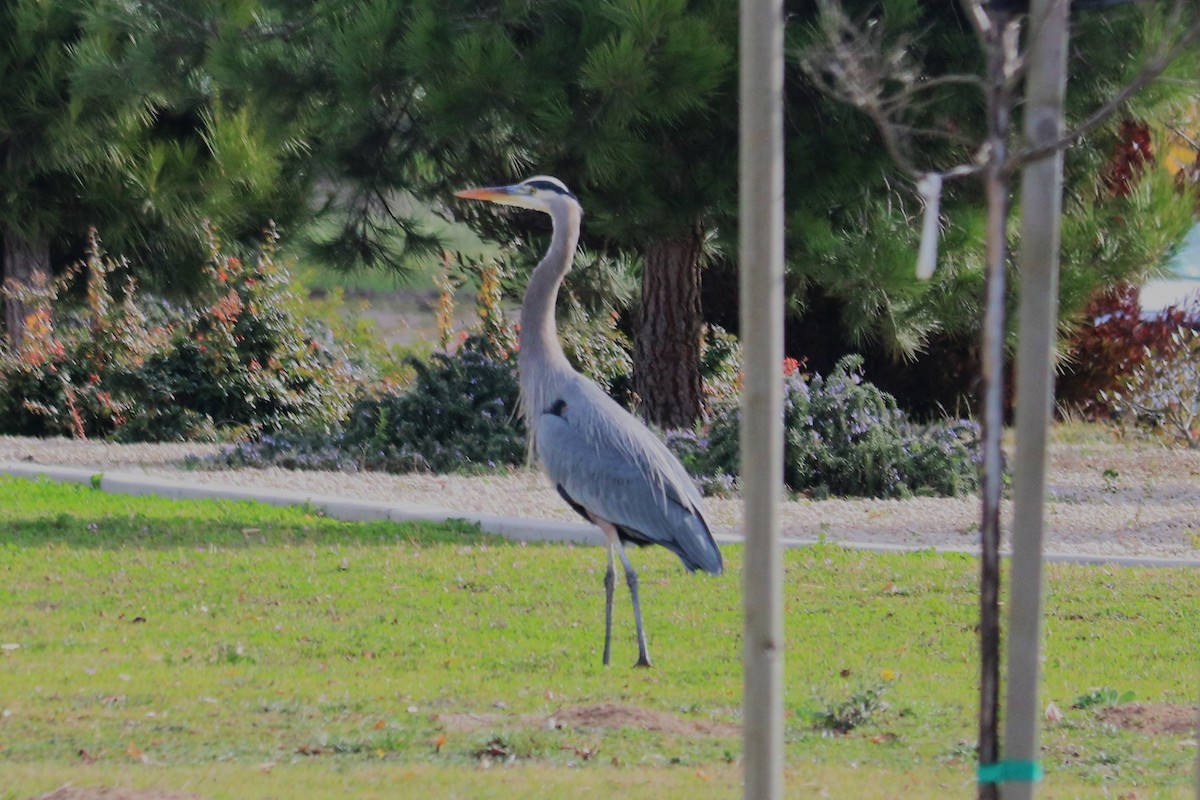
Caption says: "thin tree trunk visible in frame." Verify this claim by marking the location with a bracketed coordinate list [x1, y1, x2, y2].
[977, 11, 1019, 800]
[977, 155, 1007, 800]
[635, 229, 705, 429]
[2, 223, 53, 350]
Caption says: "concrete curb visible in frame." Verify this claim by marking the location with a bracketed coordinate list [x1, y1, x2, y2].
[3, 460, 1198, 569]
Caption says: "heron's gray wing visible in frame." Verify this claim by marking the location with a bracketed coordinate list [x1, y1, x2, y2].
[571, 379, 707, 512]
[536, 407, 722, 574]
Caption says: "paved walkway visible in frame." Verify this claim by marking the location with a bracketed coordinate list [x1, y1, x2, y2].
[4, 458, 1198, 568]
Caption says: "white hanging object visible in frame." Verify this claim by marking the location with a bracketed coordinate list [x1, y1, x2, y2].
[915, 172, 943, 280]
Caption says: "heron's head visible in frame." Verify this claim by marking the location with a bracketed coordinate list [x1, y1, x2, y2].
[454, 175, 578, 214]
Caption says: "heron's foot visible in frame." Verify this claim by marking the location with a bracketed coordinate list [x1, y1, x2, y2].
[633, 655, 652, 669]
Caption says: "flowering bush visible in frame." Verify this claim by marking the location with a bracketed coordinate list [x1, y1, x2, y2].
[137, 225, 357, 439]
[660, 429, 737, 498]
[434, 253, 520, 362]
[669, 355, 981, 499]
[0, 227, 358, 441]
[220, 249, 533, 476]
[0, 230, 176, 438]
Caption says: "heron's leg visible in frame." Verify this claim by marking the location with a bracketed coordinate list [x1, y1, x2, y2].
[603, 542, 616, 667]
[614, 540, 652, 668]
[594, 517, 640, 668]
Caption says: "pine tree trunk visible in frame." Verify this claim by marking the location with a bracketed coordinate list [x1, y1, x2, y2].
[635, 229, 704, 429]
[2, 223, 53, 349]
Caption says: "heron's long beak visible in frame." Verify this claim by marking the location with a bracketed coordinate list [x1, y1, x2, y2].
[455, 182, 548, 212]
[454, 186, 514, 203]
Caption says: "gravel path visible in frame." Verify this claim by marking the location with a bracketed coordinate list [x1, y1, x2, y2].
[2, 435, 1199, 559]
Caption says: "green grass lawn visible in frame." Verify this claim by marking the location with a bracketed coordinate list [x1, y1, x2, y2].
[0, 475, 1196, 799]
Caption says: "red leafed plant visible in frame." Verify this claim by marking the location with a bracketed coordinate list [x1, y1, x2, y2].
[1101, 119, 1154, 199]
[1057, 282, 1198, 418]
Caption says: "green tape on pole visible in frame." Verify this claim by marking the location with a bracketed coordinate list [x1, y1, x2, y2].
[977, 760, 1044, 784]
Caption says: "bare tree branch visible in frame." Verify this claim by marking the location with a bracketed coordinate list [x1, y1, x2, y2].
[887, 73, 989, 104]
[801, 1, 977, 178]
[803, 0, 1200, 184]
[885, 121, 981, 148]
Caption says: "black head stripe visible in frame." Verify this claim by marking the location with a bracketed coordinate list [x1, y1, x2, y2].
[524, 179, 577, 200]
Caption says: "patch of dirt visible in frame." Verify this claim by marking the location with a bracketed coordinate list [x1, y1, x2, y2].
[27, 788, 204, 800]
[1098, 702, 1199, 736]
[435, 702, 740, 738]
[552, 703, 740, 737]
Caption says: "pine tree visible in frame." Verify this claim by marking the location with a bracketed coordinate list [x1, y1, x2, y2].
[236, 0, 443, 275]
[408, 0, 738, 429]
[69, 0, 313, 285]
[0, 0, 308, 346]
[1, 0, 99, 347]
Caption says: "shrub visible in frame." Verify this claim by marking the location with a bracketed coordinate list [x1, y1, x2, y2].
[559, 312, 634, 405]
[700, 324, 743, 414]
[138, 225, 357, 439]
[0, 230, 177, 439]
[0, 227, 359, 442]
[660, 429, 738, 498]
[896, 419, 985, 498]
[344, 337, 525, 471]
[218, 335, 526, 473]
[1057, 283, 1199, 418]
[1104, 326, 1200, 447]
[672, 355, 981, 499]
[220, 246, 536, 476]
[778, 357, 911, 497]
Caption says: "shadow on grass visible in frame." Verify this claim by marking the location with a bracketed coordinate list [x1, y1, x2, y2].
[1, 475, 495, 550]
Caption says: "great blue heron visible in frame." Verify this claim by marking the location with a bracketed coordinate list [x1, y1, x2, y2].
[455, 176, 723, 668]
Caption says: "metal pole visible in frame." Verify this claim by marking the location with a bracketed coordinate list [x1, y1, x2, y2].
[739, 0, 785, 797]
[1004, 1, 1070, 798]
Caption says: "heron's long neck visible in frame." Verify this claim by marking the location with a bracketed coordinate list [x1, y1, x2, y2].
[518, 202, 580, 420]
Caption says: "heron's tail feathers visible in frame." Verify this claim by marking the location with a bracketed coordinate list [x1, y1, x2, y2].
[673, 507, 723, 576]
